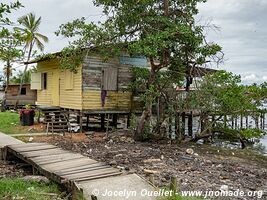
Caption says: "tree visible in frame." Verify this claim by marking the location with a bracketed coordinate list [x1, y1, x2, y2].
[0, 1, 23, 91]
[0, 1, 22, 31]
[10, 68, 34, 84]
[188, 71, 266, 147]
[16, 12, 48, 93]
[0, 30, 23, 91]
[56, 0, 223, 140]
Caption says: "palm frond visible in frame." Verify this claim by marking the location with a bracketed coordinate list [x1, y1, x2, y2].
[35, 33, 49, 43]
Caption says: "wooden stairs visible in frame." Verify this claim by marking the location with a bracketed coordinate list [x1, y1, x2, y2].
[40, 107, 69, 133]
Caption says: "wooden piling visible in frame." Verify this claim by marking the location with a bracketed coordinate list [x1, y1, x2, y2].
[101, 114, 105, 130]
[188, 112, 193, 137]
[175, 112, 181, 141]
[112, 114, 118, 129]
[181, 112, 186, 139]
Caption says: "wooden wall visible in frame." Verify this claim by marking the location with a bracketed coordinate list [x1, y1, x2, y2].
[5, 84, 37, 106]
[59, 65, 83, 110]
[36, 59, 83, 109]
[82, 55, 133, 111]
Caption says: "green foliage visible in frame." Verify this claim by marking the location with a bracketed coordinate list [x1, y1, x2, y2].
[240, 128, 265, 140]
[59, 46, 84, 72]
[189, 71, 260, 115]
[0, 1, 22, 29]
[16, 12, 49, 53]
[10, 69, 34, 84]
[56, 0, 223, 138]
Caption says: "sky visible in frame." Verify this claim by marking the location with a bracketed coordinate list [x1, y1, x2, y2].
[1, 0, 267, 84]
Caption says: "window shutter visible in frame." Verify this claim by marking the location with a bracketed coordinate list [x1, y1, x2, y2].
[31, 72, 42, 90]
[102, 67, 118, 91]
[65, 70, 74, 90]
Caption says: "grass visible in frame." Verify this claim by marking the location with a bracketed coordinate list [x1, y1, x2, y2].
[0, 178, 63, 200]
[0, 111, 45, 135]
[0, 111, 24, 135]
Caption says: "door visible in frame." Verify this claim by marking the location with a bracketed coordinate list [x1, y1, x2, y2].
[51, 70, 60, 106]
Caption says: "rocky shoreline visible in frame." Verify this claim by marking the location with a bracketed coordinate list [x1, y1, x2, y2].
[30, 132, 267, 200]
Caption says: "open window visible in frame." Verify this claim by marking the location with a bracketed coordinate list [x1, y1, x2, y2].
[102, 67, 118, 91]
[20, 87, 26, 95]
[42, 73, 47, 90]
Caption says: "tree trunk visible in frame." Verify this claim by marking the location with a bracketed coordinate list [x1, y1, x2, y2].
[134, 69, 156, 141]
[5, 59, 11, 93]
[18, 43, 33, 95]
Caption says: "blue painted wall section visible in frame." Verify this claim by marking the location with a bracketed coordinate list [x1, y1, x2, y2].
[119, 55, 148, 67]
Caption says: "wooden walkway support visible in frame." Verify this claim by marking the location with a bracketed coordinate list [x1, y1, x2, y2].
[1, 134, 156, 200]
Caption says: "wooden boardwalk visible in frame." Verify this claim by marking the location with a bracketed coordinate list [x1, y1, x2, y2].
[4, 140, 156, 200]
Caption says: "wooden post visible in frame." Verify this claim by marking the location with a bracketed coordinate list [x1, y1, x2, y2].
[86, 115, 89, 131]
[188, 111, 193, 137]
[260, 113, 264, 129]
[255, 116, 259, 129]
[149, 174, 155, 186]
[263, 113, 265, 130]
[235, 117, 238, 129]
[231, 116, 234, 129]
[127, 113, 131, 128]
[106, 114, 110, 134]
[101, 114, 105, 130]
[181, 112, 186, 139]
[169, 117, 173, 138]
[175, 112, 180, 141]
[79, 111, 83, 133]
[246, 115, 249, 128]
[112, 114, 118, 129]
[224, 115, 227, 128]
[157, 97, 160, 123]
[170, 176, 177, 193]
[240, 114, 243, 129]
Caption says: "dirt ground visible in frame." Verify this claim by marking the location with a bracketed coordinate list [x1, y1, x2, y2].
[31, 131, 267, 200]
[0, 160, 29, 178]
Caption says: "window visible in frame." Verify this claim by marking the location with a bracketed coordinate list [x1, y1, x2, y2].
[102, 67, 118, 91]
[30, 72, 41, 90]
[20, 87, 26, 95]
[65, 70, 74, 90]
[42, 73, 47, 90]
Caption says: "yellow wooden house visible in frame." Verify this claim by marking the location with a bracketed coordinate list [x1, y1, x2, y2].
[30, 53, 148, 114]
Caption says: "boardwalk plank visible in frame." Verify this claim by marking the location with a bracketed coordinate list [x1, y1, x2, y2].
[22, 149, 67, 158]
[43, 159, 98, 172]
[12, 145, 58, 152]
[35, 155, 85, 165]
[64, 168, 120, 180]
[55, 163, 107, 174]
[58, 165, 111, 176]
[8, 143, 47, 148]
[73, 172, 122, 182]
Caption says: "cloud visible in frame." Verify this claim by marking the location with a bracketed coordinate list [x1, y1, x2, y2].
[0, 0, 267, 85]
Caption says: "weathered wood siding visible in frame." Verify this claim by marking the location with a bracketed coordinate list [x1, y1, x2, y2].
[82, 55, 133, 111]
[5, 84, 37, 106]
[36, 59, 82, 109]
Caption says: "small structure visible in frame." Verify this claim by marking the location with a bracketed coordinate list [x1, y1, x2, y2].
[3, 84, 37, 109]
[30, 51, 148, 131]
